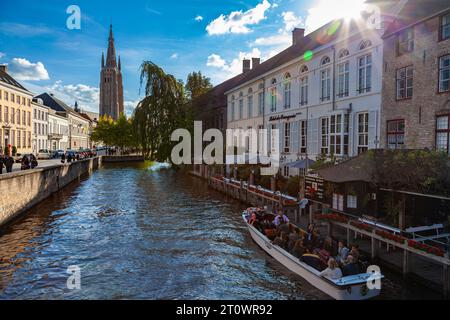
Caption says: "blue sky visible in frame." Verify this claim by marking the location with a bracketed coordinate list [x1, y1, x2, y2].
[0, 0, 361, 115]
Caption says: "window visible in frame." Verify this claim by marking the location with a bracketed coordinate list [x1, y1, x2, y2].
[270, 87, 277, 112]
[347, 195, 357, 209]
[17, 131, 21, 148]
[34, 123, 37, 134]
[283, 82, 291, 108]
[300, 120, 307, 154]
[11, 94, 15, 103]
[0, 106, 2, 122]
[284, 122, 291, 153]
[321, 56, 331, 65]
[320, 117, 329, 154]
[248, 95, 253, 118]
[441, 13, 450, 41]
[5, 92, 8, 101]
[270, 124, 277, 153]
[4, 106, 8, 122]
[300, 76, 308, 106]
[398, 28, 414, 55]
[357, 112, 369, 154]
[23, 131, 26, 148]
[258, 92, 264, 115]
[436, 116, 450, 154]
[359, 40, 372, 50]
[283, 166, 290, 177]
[27, 112, 31, 126]
[231, 102, 235, 121]
[330, 115, 342, 155]
[17, 110, 21, 124]
[239, 99, 243, 119]
[358, 54, 372, 93]
[11, 108, 15, 124]
[338, 49, 349, 58]
[320, 69, 331, 101]
[22, 110, 26, 125]
[439, 55, 450, 93]
[396, 66, 413, 99]
[337, 62, 349, 98]
[387, 120, 405, 149]
[300, 65, 308, 73]
[333, 193, 344, 211]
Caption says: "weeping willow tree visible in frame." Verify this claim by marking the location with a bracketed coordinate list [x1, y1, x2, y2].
[133, 61, 191, 161]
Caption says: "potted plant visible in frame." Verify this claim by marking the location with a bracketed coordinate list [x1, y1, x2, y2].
[12, 146, 17, 156]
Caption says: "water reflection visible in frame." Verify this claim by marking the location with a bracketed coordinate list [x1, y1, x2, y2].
[0, 163, 443, 300]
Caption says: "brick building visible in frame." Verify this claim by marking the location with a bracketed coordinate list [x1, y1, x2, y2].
[381, 0, 450, 153]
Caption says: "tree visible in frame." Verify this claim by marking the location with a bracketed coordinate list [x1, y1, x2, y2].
[133, 61, 190, 162]
[91, 114, 136, 151]
[185, 71, 213, 101]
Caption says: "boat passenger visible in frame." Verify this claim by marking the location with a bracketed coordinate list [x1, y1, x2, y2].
[319, 258, 343, 280]
[274, 210, 289, 227]
[272, 232, 288, 249]
[350, 244, 360, 262]
[288, 229, 301, 252]
[301, 253, 327, 271]
[342, 255, 360, 276]
[336, 241, 349, 264]
[291, 240, 306, 258]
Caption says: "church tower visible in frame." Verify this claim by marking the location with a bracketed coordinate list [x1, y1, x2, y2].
[99, 25, 124, 120]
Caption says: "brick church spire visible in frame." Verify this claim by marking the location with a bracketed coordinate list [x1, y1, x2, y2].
[99, 24, 124, 120]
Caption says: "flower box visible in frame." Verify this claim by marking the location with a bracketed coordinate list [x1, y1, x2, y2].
[350, 221, 373, 232]
[375, 230, 406, 244]
[315, 214, 349, 224]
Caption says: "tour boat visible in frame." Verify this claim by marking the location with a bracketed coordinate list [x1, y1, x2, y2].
[243, 209, 384, 300]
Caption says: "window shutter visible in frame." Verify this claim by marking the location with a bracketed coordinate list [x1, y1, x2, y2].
[307, 118, 319, 156]
[368, 110, 378, 149]
[291, 121, 299, 154]
[348, 113, 354, 156]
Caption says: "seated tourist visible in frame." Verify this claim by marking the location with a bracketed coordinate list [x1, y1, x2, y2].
[336, 241, 350, 264]
[274, 210, 289, 227]
[248, 212, 257, 225]
[319, 258, 343, 280]
[272, 232, 288, 249]
[288, 229, 301, 252]
[342, 255, 360, 276]
[350, 244, 360, 262]
[291, 240, 306, 258]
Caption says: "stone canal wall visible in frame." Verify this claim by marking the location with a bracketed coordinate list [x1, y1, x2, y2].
[0, 157, 102, 228]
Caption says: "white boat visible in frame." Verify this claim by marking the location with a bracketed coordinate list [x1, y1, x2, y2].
[243, 211, 384, 300]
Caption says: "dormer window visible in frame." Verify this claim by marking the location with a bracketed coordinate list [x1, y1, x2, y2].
[300, 65, 309, 73]
[359, 40, 372, 50]
[321, 56, 331, 65]
[338, 49, 349, 58]
[271, 78, 277, 85]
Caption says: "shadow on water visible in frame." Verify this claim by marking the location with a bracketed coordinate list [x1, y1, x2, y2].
[0, 163, 444, 300]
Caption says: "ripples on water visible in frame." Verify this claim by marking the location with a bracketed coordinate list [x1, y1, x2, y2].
[0, 163, 443, 300]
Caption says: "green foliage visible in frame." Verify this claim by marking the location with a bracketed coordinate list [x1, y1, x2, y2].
[133, 61, 192, 162]
[91, 114, 136, 149]
[309, 153, 338, 171]
[12, 146, 17, 156]
[185, 71, 213, 101]
[286, 176, 301, 198]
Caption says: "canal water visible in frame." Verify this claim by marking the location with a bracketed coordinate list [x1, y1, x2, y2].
[0, 163, 443, 299]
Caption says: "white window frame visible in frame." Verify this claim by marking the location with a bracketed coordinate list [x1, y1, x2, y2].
[320, 117, 329, 154]
[284, 122, 291, 153]
[347, 195, 357, 209]
[357, 112, 369, 154]
[300, 120, 307, 154]
[439, 55, 450, 93]
[248, 95, 253, 118]
[270, 87, 277, 112]
[396, 66, 414, 99]
[358, 54, 372, 94]
[320, 68, 331, 101]
[337, 61, 349, 98]
[283, 82, 291, 109]
[300, 76, 308, 106]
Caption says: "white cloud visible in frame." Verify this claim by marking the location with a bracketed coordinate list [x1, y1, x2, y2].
[207, 48, 262, 82]
[252, 11, 303, 48]
[0, 22, 55, 37]
[124, 100, 139, 117]
[0, 52, 5, 59]
[206, 0, 272, 35]
[8, 58, 50, 81]
[49, 80, 99, 111]
[195, 15, 203, 22]
[304, 0, 367, 34]
[170, 53, 179, 60]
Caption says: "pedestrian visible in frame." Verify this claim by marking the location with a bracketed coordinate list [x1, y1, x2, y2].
[30, 154, 38, 169]
[61, 152, 66, 164]
[0, 154, 4, 174]
[21, 155, 30, 170]
[5, 155, 14, 173]
[67, 153, 73, 163]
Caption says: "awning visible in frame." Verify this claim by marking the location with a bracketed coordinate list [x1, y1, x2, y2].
[286, 159, 316, 169]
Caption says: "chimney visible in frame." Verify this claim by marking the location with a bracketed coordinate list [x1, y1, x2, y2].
[292, 28, 305, 45]
[252, 58, 261, 68]
[0, 65, 7, 73]
[243, 59, 251, 73]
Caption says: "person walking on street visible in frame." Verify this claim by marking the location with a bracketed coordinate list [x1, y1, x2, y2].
[21, 155, 30, 170]
[61, 152, 66, 164]
[0, 154, 4, 174]
[30, 154, 38, 169]
[5, 155, 14, 173]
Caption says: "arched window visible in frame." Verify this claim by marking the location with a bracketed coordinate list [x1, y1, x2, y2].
[239, 91, 243, 97]
[248, 88, 253, 94]
[338, 49, 349, 58]
[359, 40, 372, 50]
[284, 72, 291, 79]
[258, 82, 264, 90]
[271, 78, 277, 85]
[321, 56, 331, 65]
[300, 65, 309, 73]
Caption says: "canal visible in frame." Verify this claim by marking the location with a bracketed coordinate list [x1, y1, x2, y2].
[0, 163, 443, 299]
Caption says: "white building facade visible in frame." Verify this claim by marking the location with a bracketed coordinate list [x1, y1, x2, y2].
[226, 5, 404, 176]
[31, 99, 50, 153]
[48, 109, 69, 151]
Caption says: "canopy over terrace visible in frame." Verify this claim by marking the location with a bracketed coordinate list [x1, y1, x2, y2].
[286, 159, 316, 170]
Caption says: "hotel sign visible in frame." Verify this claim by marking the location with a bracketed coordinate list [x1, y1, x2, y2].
[305, 175, 324, 200]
